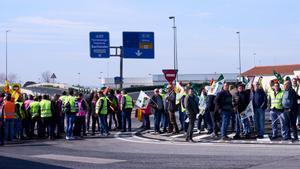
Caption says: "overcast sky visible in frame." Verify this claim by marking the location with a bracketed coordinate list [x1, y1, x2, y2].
[0, 0, 299, 86]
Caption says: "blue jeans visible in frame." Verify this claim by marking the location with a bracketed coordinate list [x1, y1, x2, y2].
[179, 109, 185, 130]
[4, 118, 15, 141]
[235, 112, 251, 136]
[14, 118, 22, 139]
[66, 114, 76, 137]
[122, 109, 132, 132]
[99, 115, 108, 134]
[254, 108, 265, 137]
[143, 114, 150, 129]
[221, 111, 230, 138]
[270, 110, 288, 138]
[160, 112, 169, 131]
[297, 105, 300, 125]
[154, 110, 162, 132]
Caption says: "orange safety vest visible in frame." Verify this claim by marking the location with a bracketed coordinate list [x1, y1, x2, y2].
[3, 101, 16, 119]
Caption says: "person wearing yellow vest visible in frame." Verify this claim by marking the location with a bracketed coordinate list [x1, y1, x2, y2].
[40, 95, 54, 139]
[2, 94, 16, 142]
[269, 82, 285, 140]
[96, 91, 109, 136]
[120, 90, 133, 132]
[15, 97, 26, 140]
[65, 90, 77, 140]
[59, 91, 68, 132]
[29, 96, 42, 138]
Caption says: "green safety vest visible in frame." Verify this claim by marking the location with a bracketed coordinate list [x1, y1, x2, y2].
[68, 96, 77, 113]
[60, 95, 68, 105]
[270, 90, 284, 110]
[181, 94, 186, 112]
[40, 100, 52, 118]
[15, 102, 26, 119]
[30, 101, 40, 118]
[124, 95, 133, 109]
[95, 96, 108, 115]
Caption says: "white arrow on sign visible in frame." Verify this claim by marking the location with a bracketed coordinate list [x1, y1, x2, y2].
[135, 50, 143, 57]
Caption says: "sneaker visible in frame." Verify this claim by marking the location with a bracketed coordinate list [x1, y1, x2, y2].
[65, 136, 70, 140]
[270, 135, 278, 140]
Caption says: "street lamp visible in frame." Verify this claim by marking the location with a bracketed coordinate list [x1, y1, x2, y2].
[5, 30, 10, 81]
[253, 53, 256, 67]
[78, 72, 81, 86]
[236, 31, 241, 77]
[169, 16, 178, 71]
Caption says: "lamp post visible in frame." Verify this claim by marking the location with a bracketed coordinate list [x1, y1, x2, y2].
[5, 30, 10, 81]
[169, 16, 178, 71]
[236, 31, 241, 77]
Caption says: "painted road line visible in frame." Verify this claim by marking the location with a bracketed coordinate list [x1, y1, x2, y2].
[170, 134, 185, 138]
[30, 154, 126, 164]
[193, 134, 210, 140]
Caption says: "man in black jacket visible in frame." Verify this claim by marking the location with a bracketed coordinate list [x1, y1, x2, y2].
[214, 82, 233, 140]
[150, 89, 164, 134]
[165, 85, 179, 134]
[283, 80, 299, 141]
[184, 87, 199, 142]
[233, 83, 250, 139]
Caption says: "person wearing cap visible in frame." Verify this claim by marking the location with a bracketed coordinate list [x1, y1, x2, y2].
[252, 81, 267, 139]
[160, 88, 169, 133]
[282, 80, 299, 141]
[269, 82, 286, 140]
[165, 84, 179, 134]
[184, 87, 199, 142]
[150, 88, 164, 134]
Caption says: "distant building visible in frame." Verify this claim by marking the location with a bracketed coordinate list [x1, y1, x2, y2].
[101, 73, 238, 88]
[242, 64, 300, 89]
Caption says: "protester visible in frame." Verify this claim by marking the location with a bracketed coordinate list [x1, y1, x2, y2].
[197, 88, 210, 134]
[107, 89, 118, 131]
[65, 90, 77, 140]
[233, 83, 251, 139]
[282, 81, 299, 141]
[29, 96, 41, 138]
[40, 95, 54, 139]
[74, 93, 88, 137]
[3, 94, 16, 142]
[269, 82, 286, 140]
[184, 87, 199, 142]
[150, 88, 163, 134]
[120, 90, 133, 132]
[165, 85, 179, 134]
[160, 88, 169, 133]
[96, 91, 109, 136]
[214, 82, 233, 140]
[252, 81, 267, 139]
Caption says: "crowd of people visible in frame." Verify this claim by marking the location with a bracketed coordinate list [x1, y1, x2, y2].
[148, 78, 300, 142]
[0, 77, 300, 145]
[0, 88, 134, 145]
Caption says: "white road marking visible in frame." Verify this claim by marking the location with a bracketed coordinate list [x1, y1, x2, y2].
[170, 134, 185, 138]
[30, 154, 125, 164]
[193, 134, 210, 140]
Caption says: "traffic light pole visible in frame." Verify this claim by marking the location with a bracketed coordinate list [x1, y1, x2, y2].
[110, 46, 123, 89]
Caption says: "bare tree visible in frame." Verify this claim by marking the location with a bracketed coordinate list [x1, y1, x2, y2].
[0, 73, 18, 83]
[41, 71, 52, 83]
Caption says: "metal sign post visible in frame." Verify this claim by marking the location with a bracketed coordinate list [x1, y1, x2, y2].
[110, 46, 123, 89]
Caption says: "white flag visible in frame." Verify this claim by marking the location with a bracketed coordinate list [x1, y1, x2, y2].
[240, 101, 254, 120]
[135, 91, 150, 108]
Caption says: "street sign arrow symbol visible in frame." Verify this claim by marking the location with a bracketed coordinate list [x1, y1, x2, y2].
[135, 50, 143, 57]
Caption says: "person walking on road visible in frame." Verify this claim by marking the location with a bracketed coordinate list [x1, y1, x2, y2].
[184, 87, 199, 142]
[39, 95, 54, 139]
[96, 91, 109, 136]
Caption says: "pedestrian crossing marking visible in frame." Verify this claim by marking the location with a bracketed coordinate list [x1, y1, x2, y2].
[31, 154, 126, 164]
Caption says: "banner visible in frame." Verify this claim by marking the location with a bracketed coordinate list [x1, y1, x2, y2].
[135, 91, 150, 108]
[11, 83, 21, 102]
[175, 82, 185, 105]
[208, 74, 225, 96]
[273, 70, 284, 84]
[240, 101, 254, 120]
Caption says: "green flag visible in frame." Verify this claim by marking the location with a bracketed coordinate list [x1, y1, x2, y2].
[217, 74, 225, 82]
[273, 70, 284, 84]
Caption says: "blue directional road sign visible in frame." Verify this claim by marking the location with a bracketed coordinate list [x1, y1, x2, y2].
[90, 32, 110, 58]
[123, 32, 154, 59]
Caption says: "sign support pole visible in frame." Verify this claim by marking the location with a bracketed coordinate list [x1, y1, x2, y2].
[110, 46, 124, 89]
